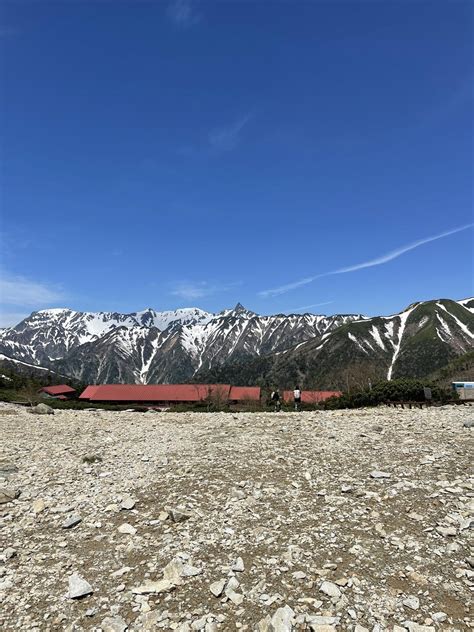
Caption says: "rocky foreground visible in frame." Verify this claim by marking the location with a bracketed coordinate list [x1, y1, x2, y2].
[0, 404, 473, 631]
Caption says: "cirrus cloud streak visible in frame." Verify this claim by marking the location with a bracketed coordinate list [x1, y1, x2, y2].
[259, 223, 474, 298]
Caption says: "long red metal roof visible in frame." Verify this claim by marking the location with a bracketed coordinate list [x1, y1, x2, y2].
[229, 386, 261, 401]
[40, 384, 76, 395]
[283, 390, 341, 403]
[79, 385, 101, 400]
[80, 384, 232, 402]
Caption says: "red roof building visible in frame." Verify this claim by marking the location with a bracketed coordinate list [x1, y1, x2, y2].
[79, 385, 101, 400]
[229, 386, 261, 402]
[39, 384, 77, 399]
[79, 384, 232, 404]
[282, 390, 341, 404]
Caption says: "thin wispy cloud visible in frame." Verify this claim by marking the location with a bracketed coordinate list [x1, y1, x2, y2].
[177, 113, 254, 157]
[167, 0, 200, 28]
[171, 280, 240, 301]
[259, 223, 474, 298]
[208, 114, 253, 153]
[287, 301, 334, 313]
[0, 270, 65, 306]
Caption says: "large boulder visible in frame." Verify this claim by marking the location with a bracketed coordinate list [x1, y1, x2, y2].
[0, 488, 20, 504]
[29, 403, 54, 415]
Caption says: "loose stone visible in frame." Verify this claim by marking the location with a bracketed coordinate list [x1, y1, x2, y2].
[62, 514, 81, 529]
[101, 615, 128, 632]
[231, 557, 245, 572]
[210, 579, 226, 597]
[319, 581, 342, 598]
[403, 595, 420, 610]
[121, 496, 136, 510]
[67, 573, 93, 599]
[370, 470, 391, 479]
[118, 523, 137, 535]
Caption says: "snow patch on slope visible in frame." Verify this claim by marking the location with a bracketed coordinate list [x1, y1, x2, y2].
[436, 313, 452, 342]
[348, 333, 369, 354]
[436, 303, 474, 340]
[387, 306, 416, 380]
[458, 298, 474, 314]
[369, 325, 386, 351]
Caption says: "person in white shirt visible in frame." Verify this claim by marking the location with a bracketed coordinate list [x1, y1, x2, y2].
[293, 385, 301, 411]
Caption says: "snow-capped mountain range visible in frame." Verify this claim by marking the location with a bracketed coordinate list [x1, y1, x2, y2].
[199, 298, 474, 389]
[0, 298, 472, 386]
[0, 303, 362, 384]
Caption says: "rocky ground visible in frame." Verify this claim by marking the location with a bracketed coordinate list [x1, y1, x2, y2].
[0, 403, 473, 632]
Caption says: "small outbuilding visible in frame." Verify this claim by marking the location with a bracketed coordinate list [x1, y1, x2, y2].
[39, 385, 77, 400]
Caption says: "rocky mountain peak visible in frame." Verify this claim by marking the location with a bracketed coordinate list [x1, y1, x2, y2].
[232, 303, 256, 316]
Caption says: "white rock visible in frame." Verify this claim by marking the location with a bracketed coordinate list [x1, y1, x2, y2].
[257, 615, 272, 632]
[118, 523, 137, 535]
[120, 496, 136, 510]
[231, 556, 245, 572]
[67, 573, 93, 599]
[319, 580, 342, 598]
[101, 615, 128, 632]
[226, 576, 240, 591]
[32, 498, 45, 514]
[169, 508, 191, 523]
[431, 612, 447, 623]
[370, 471, 391, 479]
[307, 616, 338, 625]
[163, 558, 185, 585]
[62, 514, 81, 529]
[209, 579, 226, 597]
[182, 564, 202, 577]
[403, 595, 420, 610]
[1, 547, 16, 561]
[131, 579, 175, 594]
[270, 605, 294, 632]
[403, 622, 435, 632]
[111, 566, 131, 577]
[436, 526, 457, 537]
[191, 616, 207, 630]
[225, 588, 244, 605]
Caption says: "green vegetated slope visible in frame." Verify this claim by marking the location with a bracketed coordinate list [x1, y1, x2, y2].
[195, 299, 474, 390]
[428, 350, 474, 386]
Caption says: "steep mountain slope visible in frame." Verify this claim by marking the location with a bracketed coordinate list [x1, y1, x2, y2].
[268, 298, 474, 388]
[0, 307, 212, 367]
[428, 350, 474, 386]
[1, 298, 471, 386]
[195, 298, 474, 390]
[0, 304, 363, 384]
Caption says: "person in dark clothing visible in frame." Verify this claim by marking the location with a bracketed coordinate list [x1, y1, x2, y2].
[270, 389, 281, 412]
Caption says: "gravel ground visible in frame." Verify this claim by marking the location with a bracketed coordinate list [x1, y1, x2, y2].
[0, 403, 473, 631]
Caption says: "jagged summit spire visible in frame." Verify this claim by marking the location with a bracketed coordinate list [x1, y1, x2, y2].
[232, 302, 257, 316]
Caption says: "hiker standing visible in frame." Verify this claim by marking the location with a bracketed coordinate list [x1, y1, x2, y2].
[270, 389, 281, 412]
[293, 385, 301, 411]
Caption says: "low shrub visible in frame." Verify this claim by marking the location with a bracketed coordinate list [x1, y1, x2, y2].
[322, 378, 455, 410]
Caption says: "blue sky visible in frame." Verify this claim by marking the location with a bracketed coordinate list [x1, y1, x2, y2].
[1, 0, 473, 326]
